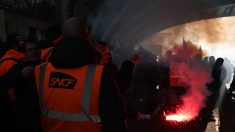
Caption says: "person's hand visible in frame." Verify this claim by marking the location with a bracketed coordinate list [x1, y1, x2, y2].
[22, 66, 34, 78]
[131, 53, 142, 64]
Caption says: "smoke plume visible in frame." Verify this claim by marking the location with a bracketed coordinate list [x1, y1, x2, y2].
[170, 62, 211, 121]
[158, 17, 235, 49]
[167, 41, 212, 121]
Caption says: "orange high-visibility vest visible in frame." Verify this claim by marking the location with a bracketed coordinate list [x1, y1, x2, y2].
[40, 47, 53, 63]
[0, 49, 25, 76]
[35, 63, 104, 132]
[0, 49, 25, 102]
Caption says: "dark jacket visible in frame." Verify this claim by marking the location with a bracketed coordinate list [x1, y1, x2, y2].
[0, 49, 26, 131]
[0, 59, 41, 132]
[23, 37, 127, 132]
[106, 60, 134, 94]
[118, 61, 134, 94]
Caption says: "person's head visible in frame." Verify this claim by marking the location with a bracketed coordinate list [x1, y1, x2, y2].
[215, 58, 224, 67]
[209, 56, 215, 64]
[24, 39, 40, 62]
[62, 17, 89, 39]
[6, 34, 24, 52]
[203, 57, 209, 64]
[95, 41, 111, 65]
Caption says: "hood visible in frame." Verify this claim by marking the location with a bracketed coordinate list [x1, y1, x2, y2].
[49, 37, 96, 69]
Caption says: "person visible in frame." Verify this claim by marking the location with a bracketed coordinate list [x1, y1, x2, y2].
[95, 41, 141, 94]
[0, 34, 25, 131]
[24, 17, 127, 132]
[0, 39, 41, 131]
[203, 57, 209, 64]
[209, 56, 216, 69]
[0, 34, 25, 76]
[40, 25, 62, 63]
[1, 39, 40, 97]
[211, 58, 225, 92]
[0, 34, 25, 101]
[24, 39, 41, 65]
[94, 41, 150, 120]
[204, 58, 224, 123]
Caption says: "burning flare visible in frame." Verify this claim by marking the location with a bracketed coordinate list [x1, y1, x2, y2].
[166, 114, 192, 122]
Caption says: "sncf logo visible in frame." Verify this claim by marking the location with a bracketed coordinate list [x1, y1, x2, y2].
[49, 72, 77, 89]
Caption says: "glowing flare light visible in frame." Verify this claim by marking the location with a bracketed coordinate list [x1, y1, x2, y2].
[165, 114, 192, 122]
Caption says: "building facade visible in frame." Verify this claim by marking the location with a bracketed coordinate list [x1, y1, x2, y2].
[0, 0, 104, 41]
[0, 0, 56, 41]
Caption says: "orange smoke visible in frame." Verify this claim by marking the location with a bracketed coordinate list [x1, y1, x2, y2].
[169, 18, 227, 44]
[158, 16, 235, 57]
[170, 39, 207, 61]
[141, 16, 235, 60]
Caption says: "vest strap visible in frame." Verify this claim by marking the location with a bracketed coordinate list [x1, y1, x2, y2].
[82, 64, 97, 113]
[0, 57, 19, 65]
[41, 48, 53, 63]
[41, 108, 101, 123]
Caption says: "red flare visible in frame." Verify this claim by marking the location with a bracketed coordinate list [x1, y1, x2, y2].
[165, 114, 192, 122]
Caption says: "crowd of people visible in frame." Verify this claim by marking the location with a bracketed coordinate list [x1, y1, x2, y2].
[114, 40, 235, 131]
[0, 17, 152, 132]
[0, 17, 235, 132]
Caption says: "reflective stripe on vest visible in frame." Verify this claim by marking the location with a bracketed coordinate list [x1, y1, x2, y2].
[0, 57, 19, 64]
[0, 49, 25, 76]
[82, 64, 96, 113]
[41, 108, 101, 123]
[39, 64, 46, 108]
[38, 64, 101, 123]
